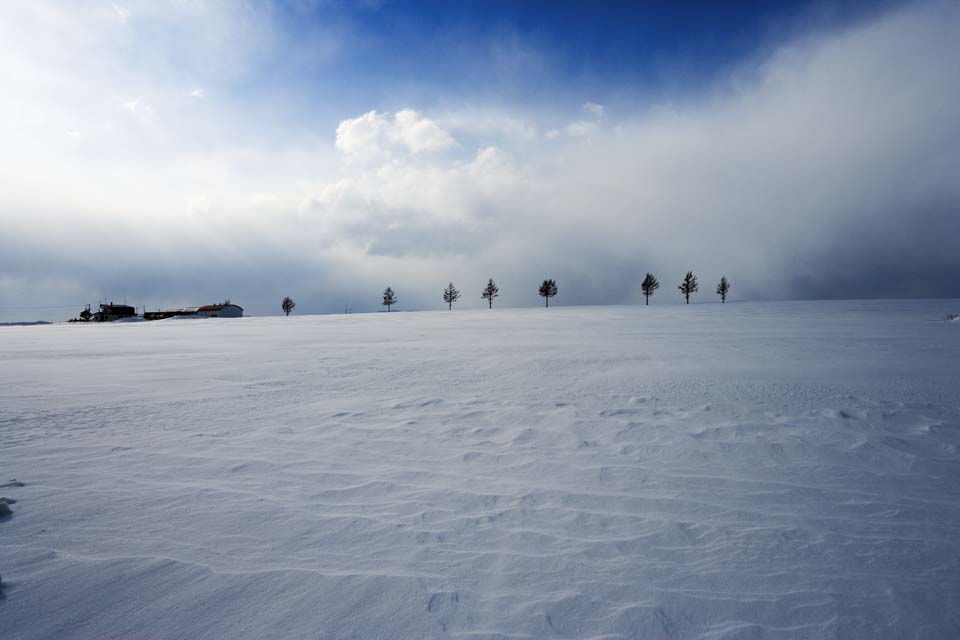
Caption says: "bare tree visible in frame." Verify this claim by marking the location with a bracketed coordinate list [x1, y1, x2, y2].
[538, 279, 558, 307]
[481, 278, 499, 309]
[443, 282, 461, 310]
[716, 276, 730, 303]
[678, 271, 699, 304]
[281, 296, 295, 316]
[641, 273, 659, 305]
[382, 287, 397, 312]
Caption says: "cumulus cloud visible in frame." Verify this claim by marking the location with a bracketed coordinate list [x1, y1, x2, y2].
[303, 143, 525, 258]
[1, 1, 958, 320]
[335, 109, 456, 158]
[335, 110, 385, 155]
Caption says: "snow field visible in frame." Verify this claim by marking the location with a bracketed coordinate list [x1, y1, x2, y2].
[1, 300, 959, 639]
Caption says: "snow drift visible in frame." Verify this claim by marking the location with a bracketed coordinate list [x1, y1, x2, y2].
[1, 300, 959, 639]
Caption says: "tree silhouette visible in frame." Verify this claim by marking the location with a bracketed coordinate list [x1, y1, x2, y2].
[716, 276, 730, 303]
[443, 282, 461, 310]
[538, 279, 558, 307]
[678, 271, 699, 304]
[281, 296, 295, 316]
[481, 278, 499, 309]
[641, 273, 660, 305]
[382, 287, 397, 312]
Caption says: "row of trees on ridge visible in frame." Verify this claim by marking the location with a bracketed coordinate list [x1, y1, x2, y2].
[641, 272, 730, 305]
[438, 278, 556, 311]
[282, 273, 730, 314]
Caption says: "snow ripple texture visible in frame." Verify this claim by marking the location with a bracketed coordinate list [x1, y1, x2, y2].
[1, 300, 959, 639]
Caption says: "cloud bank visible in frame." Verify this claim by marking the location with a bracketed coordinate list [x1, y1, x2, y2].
[0, 1, 958, 320]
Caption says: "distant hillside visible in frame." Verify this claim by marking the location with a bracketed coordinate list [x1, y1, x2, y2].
[0, 321, 52, 327]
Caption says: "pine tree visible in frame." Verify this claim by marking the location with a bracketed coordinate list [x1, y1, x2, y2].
[481, 278, 499, 309]
[716, 276, 730, 303]
[382, 287, 397, 312]
[443, 282, 461, 310]
[641, 273, 660, 305]
[538, 279, 558, 307]
[281, 296, 295, 316]
[678, 271, 699, 304]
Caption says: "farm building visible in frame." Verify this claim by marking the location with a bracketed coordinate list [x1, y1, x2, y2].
[93, 303, 136, 322]
[75, 300, 243, 322]
[196, 303, 243, 318]
[143, 308, 197, 321]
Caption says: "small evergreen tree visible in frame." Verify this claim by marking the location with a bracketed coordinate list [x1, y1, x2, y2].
[716, 276, 730, 303]
[443, 282, 461, 310]
[382, 287, 397, 312]
[281, 296, 295, 316]
[538, 278, 558, 307]
[641, 273, 659, 305]
[481, 278, 499, 309]
[678, 271, 699, 304]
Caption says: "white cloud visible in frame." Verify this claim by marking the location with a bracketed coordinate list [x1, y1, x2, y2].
[335, 109, 456, 158]
[436, 108, 539, 143]
[583, 102, 604, 117]
[562, 120, 598, 138]
[393, 109, 457, 154]
[335, 110, 387, 156]
[121, 97, 155, 121]
[306, 142, 525, 241]
[185, 193, 212, 217]
[111, 3, 130, 23]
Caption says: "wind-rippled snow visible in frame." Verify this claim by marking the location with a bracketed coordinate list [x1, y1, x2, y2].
[1, 300, 959, 639]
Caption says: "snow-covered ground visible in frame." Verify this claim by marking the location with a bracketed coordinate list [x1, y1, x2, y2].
[2, 300, 959, 639]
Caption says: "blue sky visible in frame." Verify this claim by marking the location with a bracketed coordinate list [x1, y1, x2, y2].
[275, 1, 878, 86]
[0, 1, 957, 320]
[236, 1, 897, 123]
